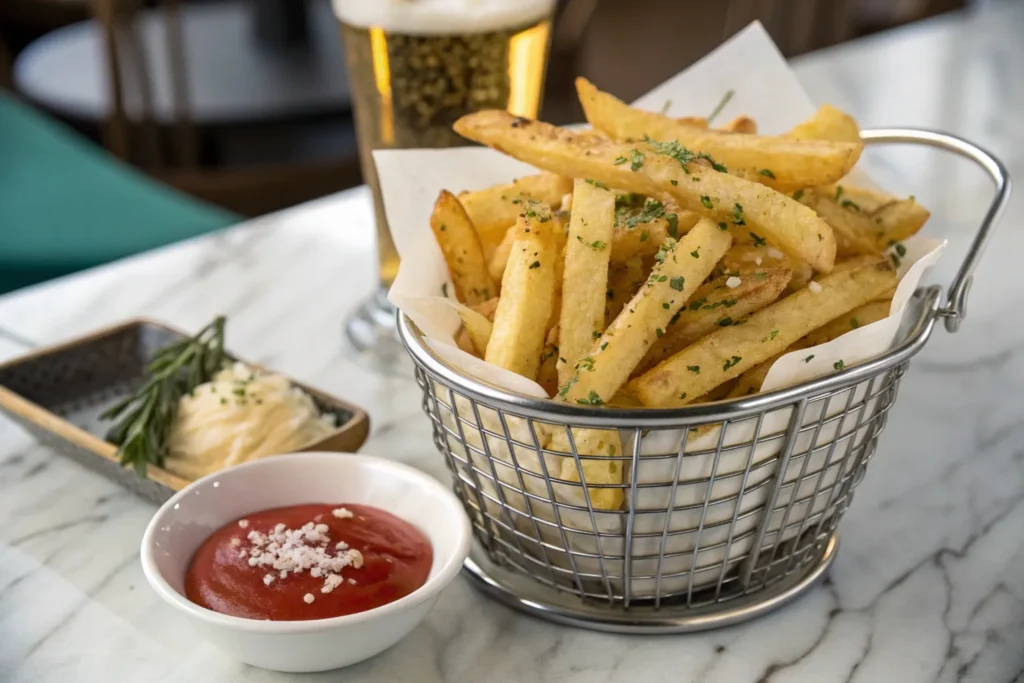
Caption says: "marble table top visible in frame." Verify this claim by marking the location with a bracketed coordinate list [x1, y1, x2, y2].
[3, 3, 1023, 681]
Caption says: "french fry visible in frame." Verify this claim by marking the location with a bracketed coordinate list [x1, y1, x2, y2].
[676, 116, 708, 128]
[545, 427, 623, 510]
[455, 327, 475, 356]
[605, 256, 648, 326]
[576, 78, 862, 191]
[470, 296, 500, 321]
[799, 188, 880, 257]
[458, 173, 573, 254]
[453, 110, 837, 272]
[558, 178, 616, 387]
[727, 297, 892, 398]
[720, 115, 757, 134]
[610, 193, 701, 262]
[815, 185, 929, 250]
[802, 299, 892, 347]
[628, 256, 897, 407]
[785, 104, 861, 143]
[634, 267, 791, 375]
[451, 302, 494, 356]
[484, 209, 557, 380]
[719, 243, 814, 291]
[537, 341, 560, 397]
[559, 219, 732, 405]
[487, 208, 570, 289]
[726, 341, 809, 398]
[430, 190, 497, 305]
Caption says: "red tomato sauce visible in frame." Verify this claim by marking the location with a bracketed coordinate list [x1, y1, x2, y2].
[185, 503, 432, 621]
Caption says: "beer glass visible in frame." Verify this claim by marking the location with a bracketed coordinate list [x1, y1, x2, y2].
[336, 0, 555, 371]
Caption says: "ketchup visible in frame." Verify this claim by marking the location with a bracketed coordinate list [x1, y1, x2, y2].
[185, 504, 432, 621]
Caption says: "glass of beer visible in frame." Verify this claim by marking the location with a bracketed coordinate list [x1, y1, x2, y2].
[335, 0, 555, 371]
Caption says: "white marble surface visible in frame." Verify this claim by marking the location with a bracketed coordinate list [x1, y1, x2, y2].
[3, 3, 1024, 681]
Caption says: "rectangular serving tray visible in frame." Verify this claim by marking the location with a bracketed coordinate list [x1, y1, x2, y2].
[0, 318, 370, 504]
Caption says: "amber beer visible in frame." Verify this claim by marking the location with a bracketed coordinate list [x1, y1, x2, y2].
[335, 0, 554, 287]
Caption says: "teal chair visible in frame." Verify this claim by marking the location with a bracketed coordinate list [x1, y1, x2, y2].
[0, 92, 238, 294]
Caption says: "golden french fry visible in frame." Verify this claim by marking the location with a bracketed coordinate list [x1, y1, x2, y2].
[459, 173, 573, 254]
[605, 256, 648, 326]
[720, 115, 757, 134]
[455, 327, 475, 356]
[484, 209, 557, 380]
[719, 242, 814, 286]
[487, 227, 516, 282]
[451, 302, 494, 356]
[676, 116, 709, 129]
[726, 341, 809, 399]
[576, 78, 862, 191]
[558, 219, 732, 405]
[610, 193, 700, 262]
[558, 178, 616, 387]
[488, 209, 570, 289]
[537, 342, 560, 397]
[803, 299, 892, 347]
[635, 266, 792, 375]
[545, 427, 623, 510]
[628, 256, 897, 407]
[785, 104, 861, 143]
[799, 188, 880, 257]
[430, 190, 497, 306]
[470, 296, 500, 321]
[453, 110, 837, 273]
[870, 198, 931, 246]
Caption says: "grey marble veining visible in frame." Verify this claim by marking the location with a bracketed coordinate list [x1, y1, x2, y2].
[2, 3, 1024, 681]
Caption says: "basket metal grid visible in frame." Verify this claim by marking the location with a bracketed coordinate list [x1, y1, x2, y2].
[398, 129, 1010, 632]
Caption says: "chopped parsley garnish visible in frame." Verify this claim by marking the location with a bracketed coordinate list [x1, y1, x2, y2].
[841, 199, 861, 212]
[576, 391, 604, 406]
[666, 213, 679, 237]
[529, 261, 541, 269]
[850, 318, 860, 329]
[640, 230, 649, 242]
[662, 302, 670, 309]
[733, 203, 746, 226]
[577, 356, 596, 372]
[592, 330, 602, 339]
[718, 221, 728, 231]
[718, 317, 733, 326]
[759, 169, 776, 179]
[687, 365, 701, 374]
[669, 276, 685, 291]
[679, 392, 687, 400]
[600, 342, 609, 350]
[895, 242, 907, 257]
[689, 296, 708, 310]
[653, 240, 675, 263]
[630, 148, 646, 171]
[723, 356, 742, 370]
[670, 179, 678, 186]
[749, 232, 767, 247]
[690, 248, 700, 258]
[613, 156, 628, 165]
[834, 359, 846, 371]
[793, 189, 805, 201]
[834, 185, 844, 202]
[644, 137, 727, 173]
[700, 195, 714, 209]
[804, 355, 815, 363]
[577, 235, 607, 250]
[585, 179, 608, 189]
[656, 327, 664, 338]
[558, 373, 579, 399]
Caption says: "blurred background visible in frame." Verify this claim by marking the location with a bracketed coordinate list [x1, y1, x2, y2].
[0, 0, 968, 295]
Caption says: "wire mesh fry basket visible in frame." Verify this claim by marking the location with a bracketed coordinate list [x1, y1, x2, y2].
[398, 129, 1010, 633]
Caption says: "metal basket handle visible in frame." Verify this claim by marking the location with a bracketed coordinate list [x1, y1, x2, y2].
[860, 129, 1012, 333]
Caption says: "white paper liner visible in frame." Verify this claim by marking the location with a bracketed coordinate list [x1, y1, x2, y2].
[376, 21, 946, 596]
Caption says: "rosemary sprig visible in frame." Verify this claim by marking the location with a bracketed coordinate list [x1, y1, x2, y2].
[102, 316, 227, 477]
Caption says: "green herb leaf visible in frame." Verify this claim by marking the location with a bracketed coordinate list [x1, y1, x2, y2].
[723, 355, 742, 370]
[529, 260, 541, 269]
[670, 276, 685, 291]
[759, 169, 776, 179]
[576, 390, 604, 406]
[613, 156, 628, 165]
[701, 195, 713, 209]
[834, 359, 846, 371]
[630, 148, 645, 171]
[749, 232, 767, 247]
[687, 365, 701, 374]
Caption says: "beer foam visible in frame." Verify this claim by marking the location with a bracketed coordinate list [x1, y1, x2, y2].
[333, 0, 555, 35]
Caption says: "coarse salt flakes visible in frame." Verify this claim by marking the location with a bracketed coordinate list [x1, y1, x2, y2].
[332, 508, 354, 519]
[303, 593, 315, 604]
[230, 537, 241, 547]
[726, 276, 742, 288]
[336, 541, 349, 550]
[348, 578, 357, 585]
[238, 519, 249, 529]
[766, 247, 784, 260]
[263, 574, 275, 586]
[754, 256, 763, 265]
[808, 281, 823, 293]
